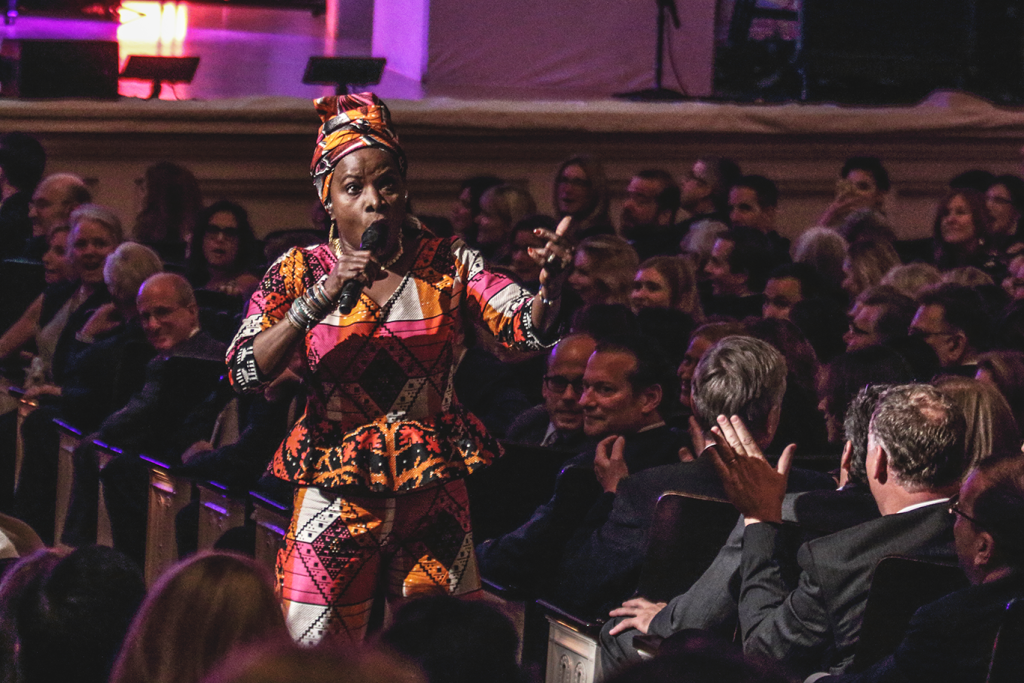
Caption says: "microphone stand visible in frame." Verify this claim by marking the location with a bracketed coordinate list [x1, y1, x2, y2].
[615, 0, 688, 101]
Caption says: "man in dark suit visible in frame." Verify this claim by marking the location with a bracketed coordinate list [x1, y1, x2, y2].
[63, 273, 229, 564]
[814, 451, 1024, 682]
[476, 334, 682, 601]
[599, 383, 885, 675]
[505, 332, 596, 450]
[710, 383, 965, 679]
[909, 283, 989, 376]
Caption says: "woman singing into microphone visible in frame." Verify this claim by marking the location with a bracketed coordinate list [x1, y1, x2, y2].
[226, 93, 572, 644]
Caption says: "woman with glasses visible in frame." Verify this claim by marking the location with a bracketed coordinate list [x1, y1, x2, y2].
[552, 155, 614, 241]
[186, 200, 260, 299]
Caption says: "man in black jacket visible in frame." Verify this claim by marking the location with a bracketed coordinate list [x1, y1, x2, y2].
[475, 334, 682, 604]
[599, 382, 884, 675]
[711, 383, 965, 678]
[814, 450, 1024, 683]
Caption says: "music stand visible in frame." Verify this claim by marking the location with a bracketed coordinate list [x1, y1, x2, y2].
[302, 57, 386, 95]
[120, 55, 200, 100]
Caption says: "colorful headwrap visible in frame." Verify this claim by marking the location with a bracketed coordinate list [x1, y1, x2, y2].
[310, 92, 407, 212]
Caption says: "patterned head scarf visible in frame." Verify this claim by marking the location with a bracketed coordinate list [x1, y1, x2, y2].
[310, 92, 407, 212]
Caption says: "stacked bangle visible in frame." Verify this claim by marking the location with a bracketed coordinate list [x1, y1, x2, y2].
[285, 278, 337, 332]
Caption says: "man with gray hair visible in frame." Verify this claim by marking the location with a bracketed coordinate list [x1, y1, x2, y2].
[599, 335, 833, 673]
[709, 383, 965, 678]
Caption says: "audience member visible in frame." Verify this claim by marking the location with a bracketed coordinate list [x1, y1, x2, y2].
[12, 242, 161, 543]
[932, 188, 1000, 278]
[678, 156, 741, 236]
[568, 235, 640, 307]
[762, 262, 828, 321]
[553, 155, 614, 240]
[712, 383, 964, 678]
[62, 273, 228, 563]
[0, 224, 73, 363]
[24, 172, 91, 260]
[789, 296, 849, 364]
[844, 285, 917, 352]
[703, 227, 774, 320]
[476, 335, 682, 606]
[620, 169, 681, 260]
[599, 336, 835, 674]
[133, 161, 204, 263]
[841, 238, 900, 299]
[934, 376, 1020, 470]
[728, 174, 790, 259]
[818, 155, 890, 229]
[745, 317, 829, 456]
[976, 350, 1024, 430]
[0, 132, 46, 260]
[506, 333, 597, 450]
[186, 200, 260, 298]
[815, 452, 1024, 682]
[380, 596, 521, 683]
[985, 173, 1024, 254]
[942, 265, 995, 288]
[878, 262, 942, 299]
[950, 169, 996, 193]
[630, 255, 702, 319]
[910, 283, 990, 373]
[817, 345, 914, 446]
[475, 183, 536, 263]
[109, 552, 287, 683]
[677, 321, 746, 414]
[450, 174, 502, 243]
[792, 226, 848, 292]
[15, 545, 145, 683]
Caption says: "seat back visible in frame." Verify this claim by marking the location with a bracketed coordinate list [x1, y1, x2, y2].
[467, 443, 575, 542]
[95, 440, 122, 547]
[197, 480, 247, 551]
[987, 598, 1024, 683]
[251, 491, 291, 574]
[140, 454, 194, 585]
[636, 492, 738, 603]
[852, 556, 968, 671]
[52, 419, 82, 542]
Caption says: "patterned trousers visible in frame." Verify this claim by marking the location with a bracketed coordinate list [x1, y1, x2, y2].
[278, 479, 480, 644]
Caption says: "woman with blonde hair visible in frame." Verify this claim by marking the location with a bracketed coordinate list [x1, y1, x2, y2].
[879, 262, 941, 299]
[630, 255, 703, 320]
[933, 375, 1021, 470]
[568, 235, 639, 307]
[841, 238, 901, 299]
[474, 184, 537, 263]
[110, 552, 287, 683]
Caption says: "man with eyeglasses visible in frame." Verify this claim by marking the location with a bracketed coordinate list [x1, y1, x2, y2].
[843, 286, 917, 352]
[813, 452, 1024, 682]
[709, 384, 964, 679]
[909, 283, 990, 375]
[476, 334, 683, 609]
[506, 333, 596, 450]
[63, 273, 228, 564]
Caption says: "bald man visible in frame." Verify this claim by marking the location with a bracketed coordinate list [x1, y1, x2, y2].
[506, 333, 597, 451]
[24, 173, 91, 259]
